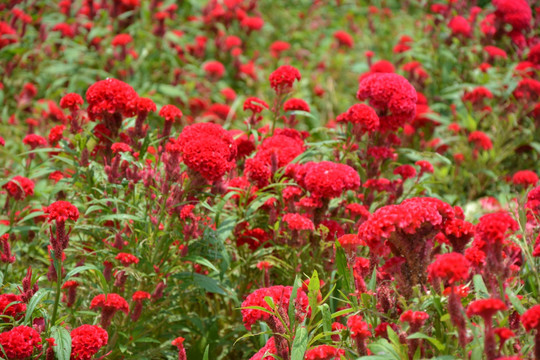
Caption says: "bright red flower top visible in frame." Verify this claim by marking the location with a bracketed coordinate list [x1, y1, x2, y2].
[250, 336, 277, 360]
[466, 298, 507, 319]
[336, 103, 380, 133]
[115, 252, 139, 266]
[283, 98, 310, 112]
[90, 293, 129, 314]
[177, 122, 237, 182]
[45, 201, 79, 223]
[357, 73, 417, 131]
[522, 305, 540, 332]
[2, 176, 34, 200]
[85, 78, 138, 121]
[301, 161, 360, 198]
[23, 134, 47, 148]
[60, 93, 84, 111]
[132, 291, 151, 301]
[347, 314, 371, 339]
[136, 97, 156, 114]
[493, 0, 532, 32]
[241, 285, 309, 330]
[334, 30, 353, 48]
[111, 33, 133, 47]
[282, 213, 314, 231]
[111, 142, 132, 153]
[70, 324, 108, 360]
[0, 294, 26, 319]
[269, 65, 301, 94]
[0, 325, 42, 359]
[159, 104, 183, 122]
[358, 197, 454, 255]
[243, 97, 269, 114]
[400, 310, 429, 327]
[428, 252, 470, 284]
[305, 345, 345, 360]
[512, 170, 538, 187]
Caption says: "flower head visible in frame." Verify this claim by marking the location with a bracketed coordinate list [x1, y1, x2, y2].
[45, 201, 79, 223]
[0, 325, 42, 359]
[269, 65, 301, 94]
[70, 324, 108, 360]
[2, 176, 34, 200]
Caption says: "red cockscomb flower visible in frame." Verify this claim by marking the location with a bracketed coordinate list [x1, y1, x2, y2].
[512, 170, 538, 187]
[241, 285, 309, 330]
[283, 98, 310, 113]
[357, 73, 417, 132]
[23, 134, 47, 149]
[3, 176, 34, 200]
[244, 97, 269, 114]
[282, 213, 314, 231]
[70, 324, 108, 360]
[334, 30, 354, 48]
[176, 122, 237, 183]
[336, 103, 380, 135]
[0, 325, 42, 359]
[45, 201, 79, 223]
[301, 161, 360, 198]
[60, 93, 84, 111]
[90, 293, 129, 328]
[305, 345, 345, 360]
[115, 252, 139, 266]
[85, 78, 138, 121]
[428, 252, 470, 284]
[269, 65, 301, 94]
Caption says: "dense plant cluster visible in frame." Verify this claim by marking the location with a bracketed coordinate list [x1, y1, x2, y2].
[2, 0, 540, 359]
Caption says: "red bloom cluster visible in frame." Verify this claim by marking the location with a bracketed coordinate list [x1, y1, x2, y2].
[493, 0, 532, 32]
[0, 293, 26, 319]
[254, 129, 305, 169]
[0, 325, 42, 359]
[347, 314, 371, 339]
[512, 170, 538, 187]
[115, 252, 139, 266]
[90, 293, 129, 328]
[250, 336, 277, 360]
[336, 103, 380, 135]
[44, 201, 79, 223]
[428, 252, 471, 284]
[243, 97, 269, 114]
[356, 73, 417, 131]
[111, 142, 132, 153]
[304, 345, 345, 360]
[300, 161, 360, 198]
[358, 197, 454, 255]
[269, 65, 301, 94]
[241, 285, 309, 330]
[159, 104, 183, 123]
[466, 298, 507, 319]
[448, 16, 471, 38]
[176, 122, 237, 182]
[2, 176, 34, 200]
[522, 305, 540, 332]
[475, 212, 518, 244]
[70, 324, 109, 360]
[400, 310, 429, 327]
[283, 98, 310, 112]
[111, 34, 133, 47]
[282, 213, 314, 231]
[334, 30, 353, 48]
[468, 131, 493, 150]
[85, 78, 138, 121]
[23, 134, 47, 149]
[203, 60, 225, 79]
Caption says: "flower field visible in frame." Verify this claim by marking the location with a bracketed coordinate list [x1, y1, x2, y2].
[2, 0, 540, 359]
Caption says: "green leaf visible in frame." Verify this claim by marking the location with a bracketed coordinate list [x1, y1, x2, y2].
[473, 274, 489, 299]
[203, 345, 210, 360]
[334, 242, 352, 295]
[24, 289, 50, 325]
[407, 332, 445, 351]
[319, 304, 332, 340]
[290, 326, 308, 360]
[63, 264, 102, 284]
[506, 288, 526, 315]
[288, 276, 301, 332]
[307, 270, 320, 318]
[51, 326, 72, 360]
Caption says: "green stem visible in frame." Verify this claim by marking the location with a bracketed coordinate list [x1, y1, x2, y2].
[50, 255, 62, 328]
